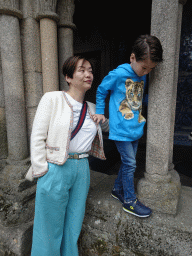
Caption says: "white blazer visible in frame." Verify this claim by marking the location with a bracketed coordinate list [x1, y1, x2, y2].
[25, 91, 109, 181]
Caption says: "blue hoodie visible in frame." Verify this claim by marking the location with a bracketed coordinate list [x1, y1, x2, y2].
[96, 64, 146, 141]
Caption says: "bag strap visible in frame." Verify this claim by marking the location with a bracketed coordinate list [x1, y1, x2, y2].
[70, 101, 87, 141]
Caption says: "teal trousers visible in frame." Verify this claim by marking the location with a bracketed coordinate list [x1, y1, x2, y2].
[31, 156, 90, 256]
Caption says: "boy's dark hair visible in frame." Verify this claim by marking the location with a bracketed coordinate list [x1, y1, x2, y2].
[62, 55, 93, 79]
[132, 35, 163, 63]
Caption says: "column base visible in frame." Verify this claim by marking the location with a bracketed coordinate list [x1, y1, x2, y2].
[0, 220, 33, 256]
[0, 162, 36, 254]
[137, 170, 181, 215]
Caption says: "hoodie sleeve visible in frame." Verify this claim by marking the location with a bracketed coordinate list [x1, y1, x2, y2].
[96, 70, 119, 115]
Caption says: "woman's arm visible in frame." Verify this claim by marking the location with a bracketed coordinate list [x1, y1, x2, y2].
[30, 93, 53, 177]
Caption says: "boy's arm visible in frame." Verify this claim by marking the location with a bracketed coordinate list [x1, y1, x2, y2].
[96, 71, 118, 115]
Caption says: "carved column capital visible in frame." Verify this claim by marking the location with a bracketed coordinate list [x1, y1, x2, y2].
[179, 0, 187, 5]
[0, 0, 22, 19]
[57, 0, 76, 29]
[36, 0, 59, 22]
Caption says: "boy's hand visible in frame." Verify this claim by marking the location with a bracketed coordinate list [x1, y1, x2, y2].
[92, 114, 106, 125]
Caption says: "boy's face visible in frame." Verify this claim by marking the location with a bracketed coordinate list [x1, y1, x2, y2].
[130, 53, 157, 77]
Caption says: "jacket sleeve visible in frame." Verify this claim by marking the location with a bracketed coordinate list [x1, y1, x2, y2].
[30, 92, 53, 178]
[96, 70, 119, 115]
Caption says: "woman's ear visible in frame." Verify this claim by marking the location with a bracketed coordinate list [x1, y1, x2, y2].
[65, 75, 71, 85]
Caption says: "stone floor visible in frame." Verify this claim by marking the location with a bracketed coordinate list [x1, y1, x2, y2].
[79, 170, 192, 256]
[80, 142, 192, 255]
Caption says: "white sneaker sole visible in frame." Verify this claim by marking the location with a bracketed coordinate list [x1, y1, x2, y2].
[111, 193, 123, 204]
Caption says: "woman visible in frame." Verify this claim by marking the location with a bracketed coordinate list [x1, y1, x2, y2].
[26, 56, 108, 256]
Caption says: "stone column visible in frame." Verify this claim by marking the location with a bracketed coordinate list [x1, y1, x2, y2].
[57, 0, 76, 91]
[169, 3, 183, 172]
[137, 0, 183, 215]
[0, 53, 8, 163]
[36, 0, 59, 93]
[21, 0, 43, 143]
[0, 5, 28, 162]
[0, 3, 35, 255]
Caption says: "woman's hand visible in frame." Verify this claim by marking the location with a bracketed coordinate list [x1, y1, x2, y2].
[92, 114, 106, 125]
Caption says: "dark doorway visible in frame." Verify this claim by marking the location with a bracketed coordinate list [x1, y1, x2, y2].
[73, 0, 152, 104]
[73, 0, 152, 174]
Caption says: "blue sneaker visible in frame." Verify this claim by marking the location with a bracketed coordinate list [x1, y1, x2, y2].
[123, 199, 152, 218]
[111, 190, 124, 204]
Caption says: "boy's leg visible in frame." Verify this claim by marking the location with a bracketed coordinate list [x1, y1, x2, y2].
[60, 158, 90, 256]
[114, 140, 138, 203]
[114, 141, 152, 217]
[31, 163, 70, 256]
[113, 164, 123, 193]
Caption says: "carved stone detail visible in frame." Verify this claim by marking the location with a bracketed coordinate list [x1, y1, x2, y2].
[37, 0, 57, 13]
[0, 0, 22, 19]
[0, 0, 19, 10]
[57, 0, 75, 29]
[179, 0, 187, 5]
[36, 0, 59, 22]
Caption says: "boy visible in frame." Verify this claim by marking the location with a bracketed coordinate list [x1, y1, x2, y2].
[93, 35, 163, 218]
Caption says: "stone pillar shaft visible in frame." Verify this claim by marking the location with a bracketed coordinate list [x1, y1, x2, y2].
[0, 14, 28, 161]
[168, 4, 183, 170]
[0, 53, 8, 160]
[146, 0, 182, 180]
[57, 0, 75, 91]
[40, 17, 59, 93]
[137, 0, 182, 214]
[58, 27, 73, 90]
[21, 15, 43, 143]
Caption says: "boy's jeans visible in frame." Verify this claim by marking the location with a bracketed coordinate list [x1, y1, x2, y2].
[113, 140, 139, 203]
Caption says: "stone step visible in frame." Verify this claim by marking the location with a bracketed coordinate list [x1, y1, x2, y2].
[79, 170, 192, 256]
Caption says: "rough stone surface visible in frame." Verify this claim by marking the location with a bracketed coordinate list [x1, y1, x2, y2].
[79, 171, 192, 256]
[0, 163, 36, 256]
[0, 163, 36, 227]
[137, 170, 181, 214]
[0, 221, 33, 256]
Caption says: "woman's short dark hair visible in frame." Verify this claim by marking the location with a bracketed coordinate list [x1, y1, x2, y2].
[62, 55, 93, 79]
[132, 35, 163, 63]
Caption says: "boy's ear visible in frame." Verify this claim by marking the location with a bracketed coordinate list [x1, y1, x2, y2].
[130, 53, 136, 63]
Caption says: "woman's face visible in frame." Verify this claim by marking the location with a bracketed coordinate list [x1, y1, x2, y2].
[66, 59, 93, 92]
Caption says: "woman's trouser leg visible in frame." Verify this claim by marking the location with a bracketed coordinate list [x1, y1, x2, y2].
[60, 158, 90, 255]
[31, 158, 90, 256]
